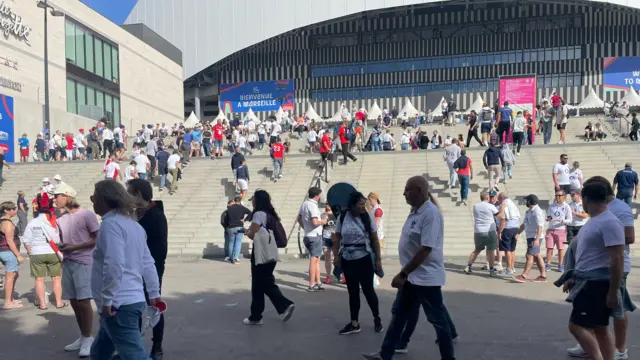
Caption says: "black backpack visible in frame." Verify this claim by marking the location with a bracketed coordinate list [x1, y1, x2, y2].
[266, 213, 288, 248]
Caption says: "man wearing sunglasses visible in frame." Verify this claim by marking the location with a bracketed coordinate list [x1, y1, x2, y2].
[553, 154, 571, 194]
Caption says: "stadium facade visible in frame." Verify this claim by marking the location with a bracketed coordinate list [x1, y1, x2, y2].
[125, 0, 640, 120]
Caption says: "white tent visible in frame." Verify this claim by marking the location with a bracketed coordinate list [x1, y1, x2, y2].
[432, 97, 448, 117]
[367, 102, 383, 120]
[329, 108, 345, 123]
[577, 88, 605, 109]
[183, 111, 200, 128]
[305, 104, 323, 122]
[214, 110, 228, 122]
[245, 108, 260, 123]
[621, 86, 640, 107]
[465, 94, 484, 115]
[399, 99, 420, 118]
[275, 106, 284, 122]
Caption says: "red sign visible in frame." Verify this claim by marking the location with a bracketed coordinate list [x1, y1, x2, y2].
[499, 75, 537, 116]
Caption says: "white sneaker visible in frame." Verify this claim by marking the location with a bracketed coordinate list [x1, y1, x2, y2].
[615, 349, 629, 360]
[79, 337, 94, 358]
[495, 263, 504, 272]
[566, 344, 588, 358]
[557, 140, 564, 144]
[64, 337, 83, 352]
[242, 318, 263, 325]
[481, 262, 490, 270]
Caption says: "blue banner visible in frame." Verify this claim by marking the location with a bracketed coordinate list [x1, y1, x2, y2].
[0, 93, 14, 162]
[220, 80, 295, 113]
[604, 57, 640, 91]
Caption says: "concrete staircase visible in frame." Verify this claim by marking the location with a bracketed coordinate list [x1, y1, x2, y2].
[1, 141, 637, 260]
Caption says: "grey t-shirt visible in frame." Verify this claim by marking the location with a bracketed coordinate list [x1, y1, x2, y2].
[299, 199, 323, 237]
[473, 201, 499, 233]
[607, 198, 634, 273]
[575, 210, 625, 272]
[146, 140, 158, 157]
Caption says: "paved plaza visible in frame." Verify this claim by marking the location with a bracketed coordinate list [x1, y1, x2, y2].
[1, 257, 639, 360]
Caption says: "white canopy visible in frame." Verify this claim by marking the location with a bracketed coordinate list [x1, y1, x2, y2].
[577, 88, 605, 109]
[245, 108, 260, 123]
[183, 111, 200, 128]
[367, 102, 383, 120]
[432, 98, 448, 117]
[305, 104, 323, 122]
[620, 86, 640, 107]
[275, 106, 284, 122]
[329, 107, 345, 123]
[465, 94, 484, 115]
[214, 110, 228, 122]
[399, 99, 420, 118]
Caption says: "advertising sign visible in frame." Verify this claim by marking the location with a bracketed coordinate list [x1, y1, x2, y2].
[499, 75, 536, 144]
[220, 80, 294, 113]
[604, 57, 640, 91]
[0, 92, 14, 162]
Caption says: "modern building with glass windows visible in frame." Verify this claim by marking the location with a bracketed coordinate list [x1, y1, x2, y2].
[126, 0, 640, 119]
[0, 0, 183, 160]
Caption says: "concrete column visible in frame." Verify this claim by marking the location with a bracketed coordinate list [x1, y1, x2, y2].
[194, 88, 202, 120]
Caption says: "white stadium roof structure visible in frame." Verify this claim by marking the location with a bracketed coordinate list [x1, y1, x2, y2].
[125, 0, 640, 83]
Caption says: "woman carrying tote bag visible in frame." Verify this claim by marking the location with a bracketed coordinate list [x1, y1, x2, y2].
[244, 190, 295, 325]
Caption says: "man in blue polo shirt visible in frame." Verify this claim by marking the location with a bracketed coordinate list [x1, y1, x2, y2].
[497, 101, 513, 144]
[613, 162, 638, 207]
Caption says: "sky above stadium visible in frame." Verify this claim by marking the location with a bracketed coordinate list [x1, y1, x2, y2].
[80, 0, 137, 25]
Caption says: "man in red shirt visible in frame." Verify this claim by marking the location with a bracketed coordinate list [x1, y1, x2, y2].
[319, 131, 332, 164]
[337, 120, 357, 165]
[551, 91, 562, 109]
[271, 139, 285, 182]
[212, 119, 225, 159]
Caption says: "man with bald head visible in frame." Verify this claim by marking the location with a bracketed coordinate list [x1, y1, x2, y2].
[497, 191, 521, 275]
[362, 176, 456, 360]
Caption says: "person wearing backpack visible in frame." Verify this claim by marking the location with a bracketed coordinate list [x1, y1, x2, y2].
[244, 190, 295, 325]
[332, 191, 383, 335]
[337, 120, 357, 165]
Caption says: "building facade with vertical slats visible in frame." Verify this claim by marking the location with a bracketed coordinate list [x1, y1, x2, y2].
[126, 0, 640, 119]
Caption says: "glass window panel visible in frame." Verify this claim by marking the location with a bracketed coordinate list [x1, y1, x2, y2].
[575, 46, 582, 59]
[103, 43, 112, 81]
[77, 83, 86, 107]
[480, 54, 487, 66]
[502, 53, 509, 64]
[65, 21, 75, 63]
[452, 83, 460, 93]
[545, 75, 552, 88]
[112, 47, 119, 82]
[560, 47, 567, 60]
[545, 48, 552, 60]
[509, 52, 516, 63]
[486, 54, 494, 65]
[552, 49, 560, 61]
[575, 74, 581, 86]
[567, 75, 574, 87]
[479, 80, 487, 92]
[105, 94, 113, 121]
[523, 50, 530, 62]
[530, 50, 538, 62]
[87, 86, 95, 106]
[66, 79, 77, 114]
[567, 46, 575, 59]
[472, 55, 479, 66]
[551, 74, 559, 87]
[438, 58, 446, 69]
[515, 51, 522, 63]
[452, 56, 460, 68]
[538, 78, 544, 88]
[75, 27, 85, 69]
[95, 38, 103, 77]
[559, 74, 567, 87]
[96, 90, 104, 113]
[425, 58, 431, 70]
[85, 34, 94, 73]
[538, 49, 545, 61]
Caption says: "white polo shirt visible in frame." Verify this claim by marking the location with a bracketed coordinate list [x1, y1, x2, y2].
[298, 198, 323, 237]
[398, 200, 445, 287]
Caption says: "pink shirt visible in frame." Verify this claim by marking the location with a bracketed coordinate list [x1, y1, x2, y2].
[58, 208, 100, 264]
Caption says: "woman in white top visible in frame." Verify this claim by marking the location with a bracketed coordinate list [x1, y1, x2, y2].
[124, 160, 138, 183]
[400, 132, 411, 151]
[22, 194, 65, 309]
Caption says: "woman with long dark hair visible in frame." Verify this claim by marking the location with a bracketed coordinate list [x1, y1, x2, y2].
[332, 191, 383, 335]
[244, 189, 295, 325]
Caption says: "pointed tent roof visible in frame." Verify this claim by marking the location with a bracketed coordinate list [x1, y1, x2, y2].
[432, 97, 448, 117]
[329, 107, 345, 123]
[577, 88, 605, 109]
[245, 108, 259, 123]
[465, 94, 484, 115]
[183, 111, 199, 128]
[305, 104, 323, 122]
[275, 106, 284, 121]
[621, 86, 640, 106]
[399, 98, 419, 118]
[214, 110, 228, 122]
[367, 102, 383, 120]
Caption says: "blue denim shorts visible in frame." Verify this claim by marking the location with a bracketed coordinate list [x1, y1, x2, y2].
[0, 251, 19, 272]
[322, 237, 333, 249]
[214, 139, 224, 149]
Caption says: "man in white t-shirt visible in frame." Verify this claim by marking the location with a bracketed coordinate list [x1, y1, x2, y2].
[105, 157, 122, 181]
[74, 130, 86, 160]
[297, 187, 327, 292]
[567, 176, 635, 360]
[102, 127, 114, 158]
[563, 181, 625, 360]
[553, 153, 571, 194]
[307, 128, 318, 153]
[464, 191, 502, 275]
[567, 191, 589, 244]
[545, 189, 572, 272]
[513, 194, 547, 283]
[363, 176, 457, 360]
[134, 150, 151, 180]
[270, 121, 281, 146]
[167, 150, 181, 194]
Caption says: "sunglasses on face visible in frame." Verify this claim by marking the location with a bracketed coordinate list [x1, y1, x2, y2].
[555, 194, 564, 197]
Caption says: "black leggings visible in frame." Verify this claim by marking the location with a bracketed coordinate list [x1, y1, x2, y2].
[341, 255, 379, 322]
[341, 143, 356, 163]
[466, 129, 483, 147]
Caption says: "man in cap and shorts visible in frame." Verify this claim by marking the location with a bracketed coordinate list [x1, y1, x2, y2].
[464, 191, 501, 275]
[513, 194, 547, 283]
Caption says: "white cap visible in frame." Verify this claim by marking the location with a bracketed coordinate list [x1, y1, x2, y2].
[42, 177, 50, 183]
[53, 174, 62, 181]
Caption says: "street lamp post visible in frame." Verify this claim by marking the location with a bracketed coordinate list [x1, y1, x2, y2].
[37, 0, 64, 140]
